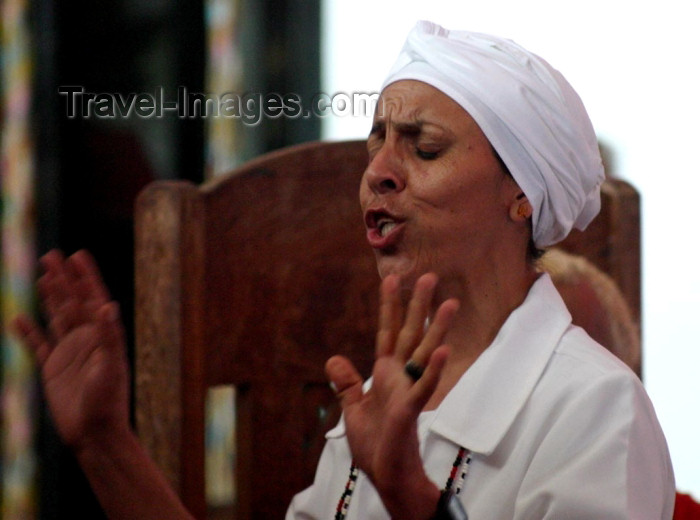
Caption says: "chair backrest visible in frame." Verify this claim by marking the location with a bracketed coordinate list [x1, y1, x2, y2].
[134, 139, 641, 519]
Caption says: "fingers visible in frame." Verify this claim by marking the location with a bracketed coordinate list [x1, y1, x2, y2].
[376, 274, 401, 357]
[376, 272, 460, 369]
[394, 273, 438, 361]
[12, 248, 110, 364]
[38, 251, 68, 332]
[326, 355, 364, 409]
[401, 296, 458, 413]
[43, 250, 111, 312]
[410, 297, 459, 368]
[67, 250, 112, 309]
[406, 345, 450, 411]
[38, 249, 112, 339]
[11, 314, 52, 365]
[96, 301, 126, 356]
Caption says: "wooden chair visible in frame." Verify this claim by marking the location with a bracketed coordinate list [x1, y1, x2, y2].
[134, 139, 641, 519]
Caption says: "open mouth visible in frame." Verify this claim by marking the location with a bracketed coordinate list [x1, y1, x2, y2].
[376, 216, 398, 237]
[365, 209, 405, 248]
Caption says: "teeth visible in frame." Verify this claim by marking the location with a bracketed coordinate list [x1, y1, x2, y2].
[379, 221, 396, 237]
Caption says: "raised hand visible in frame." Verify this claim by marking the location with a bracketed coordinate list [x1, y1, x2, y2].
[12, 250, 130, 451]
[326, 273, 459, 518]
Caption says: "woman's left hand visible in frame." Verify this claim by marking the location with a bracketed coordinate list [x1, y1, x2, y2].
[326, 272, 459, 519]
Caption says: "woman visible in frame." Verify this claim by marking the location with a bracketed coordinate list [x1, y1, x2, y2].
[289, 22, 674, 519]
[14, 21, 673, 520]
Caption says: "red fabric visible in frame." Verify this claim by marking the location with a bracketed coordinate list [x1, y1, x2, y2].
[675, 493, 700, 520]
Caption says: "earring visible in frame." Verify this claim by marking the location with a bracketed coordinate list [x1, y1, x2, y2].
[517, 203, 532, 218]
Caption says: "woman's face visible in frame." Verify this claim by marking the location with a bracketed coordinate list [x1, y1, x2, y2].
[360, 80, 521, 287]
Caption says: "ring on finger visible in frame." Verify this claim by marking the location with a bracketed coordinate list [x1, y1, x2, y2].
[404, 359, 425, 382]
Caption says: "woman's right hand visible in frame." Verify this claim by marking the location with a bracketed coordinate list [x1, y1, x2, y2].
[326, 273, 459, 518]
[12, 250, 130, 452]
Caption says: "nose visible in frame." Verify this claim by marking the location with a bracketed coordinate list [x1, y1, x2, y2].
[363, 145, 406, 195]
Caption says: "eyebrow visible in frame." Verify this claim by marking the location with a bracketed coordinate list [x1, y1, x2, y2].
[369, 119, 427, 137]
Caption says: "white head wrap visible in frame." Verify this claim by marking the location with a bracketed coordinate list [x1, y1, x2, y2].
[382, 21, 605, 247]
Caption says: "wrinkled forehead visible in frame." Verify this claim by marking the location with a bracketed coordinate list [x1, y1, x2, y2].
[373, 79, 483, 136]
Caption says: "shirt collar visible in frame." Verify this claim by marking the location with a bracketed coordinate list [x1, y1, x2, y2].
[429, 273, 572, 455]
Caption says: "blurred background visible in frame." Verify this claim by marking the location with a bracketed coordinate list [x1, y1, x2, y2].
[0, 0, 697, 517]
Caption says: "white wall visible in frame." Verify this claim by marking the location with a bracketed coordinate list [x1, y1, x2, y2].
[322, 0, 700, 497]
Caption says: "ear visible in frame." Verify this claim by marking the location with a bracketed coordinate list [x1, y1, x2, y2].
[509, 193, 533, 222]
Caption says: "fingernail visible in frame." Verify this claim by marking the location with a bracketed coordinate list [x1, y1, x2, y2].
[329, 381, 338, 393]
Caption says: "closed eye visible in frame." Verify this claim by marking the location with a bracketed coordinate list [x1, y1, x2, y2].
[416, 148, 439, 160]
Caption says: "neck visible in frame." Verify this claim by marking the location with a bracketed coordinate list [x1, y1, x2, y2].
[424, 260, 538, 410]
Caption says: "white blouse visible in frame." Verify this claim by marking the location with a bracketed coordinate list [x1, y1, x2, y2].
[286, 275, 675, 519]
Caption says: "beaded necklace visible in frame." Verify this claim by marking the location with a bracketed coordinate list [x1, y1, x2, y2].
[334, 447, 472, 520]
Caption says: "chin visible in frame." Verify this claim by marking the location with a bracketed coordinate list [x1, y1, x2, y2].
[376, 256, 421, 287]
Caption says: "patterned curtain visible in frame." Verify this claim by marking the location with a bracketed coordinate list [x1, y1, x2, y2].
[205, 0, 242, 178]
[0, 0, 37, 517]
